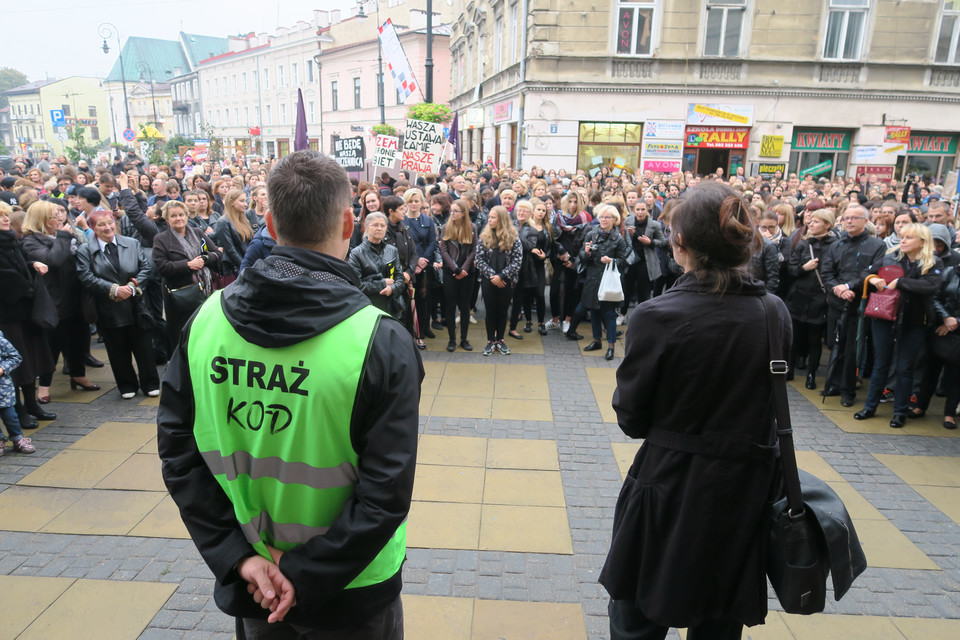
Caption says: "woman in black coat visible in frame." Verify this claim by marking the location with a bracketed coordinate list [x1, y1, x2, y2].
[152, 200, 221, 347]
[348, 212, 406, 319]
[601, 182, 790, 640]
[565, 204, 630, 360]
[785, 209, 837, 390]
[76, 209, 158, 399]
[21, 201, 100, 399]
[914, 264, 960, 428]
[0, 202, 56, 425]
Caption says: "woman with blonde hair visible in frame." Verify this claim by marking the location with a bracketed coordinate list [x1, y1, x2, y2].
[476, 206, 522, 355]
[439, 199, 478, 351]
[212, 188, 253, 286]
[854, 223, 943, 428]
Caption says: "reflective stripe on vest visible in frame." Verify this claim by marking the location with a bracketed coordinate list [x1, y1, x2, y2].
[187, 291, 406, 589]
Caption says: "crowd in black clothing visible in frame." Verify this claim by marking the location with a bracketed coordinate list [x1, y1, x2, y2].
[1, 149, 959, 455]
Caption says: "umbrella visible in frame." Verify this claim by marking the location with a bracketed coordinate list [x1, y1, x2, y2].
[822, 305, 848, 404]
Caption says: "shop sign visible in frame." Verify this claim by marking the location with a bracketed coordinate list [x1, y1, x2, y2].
[791, 129, 851, 151]
[643, 121, 685, 140]
[908, 133, 959, 155]
[885, 126, 911, 144]
[759, 135, 784, 158]
[685, 126, 750, 149]
[642, 140, 683, 159]
[853, 143, 906, 164]
[65, 117, 97, 126]
[466, 108, 484, 128]
[756, 162, 787, 179]
[799, 159, 833, 177]
[493, 100, 513, 123]
[855, 165, 895, 182]
[642, 159, 682, 173]
[686, 103, 754, 126]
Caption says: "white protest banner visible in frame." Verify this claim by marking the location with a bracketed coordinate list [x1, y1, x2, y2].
[401, 118, 445, 174]
[374, 135, 400, 168]
[379, 19, 419, 105]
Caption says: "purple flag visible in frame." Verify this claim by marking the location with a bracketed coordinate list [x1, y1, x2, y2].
[447, 112, 461, 168]
[294, 88, 308, 152]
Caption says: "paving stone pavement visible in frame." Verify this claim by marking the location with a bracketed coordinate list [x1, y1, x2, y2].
[1, 322, 959, 640]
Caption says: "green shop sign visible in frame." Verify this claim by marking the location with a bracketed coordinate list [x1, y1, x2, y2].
[908, 133, 958, 156]
[791, 129, 851, 152]
[800, 160, 833, 177]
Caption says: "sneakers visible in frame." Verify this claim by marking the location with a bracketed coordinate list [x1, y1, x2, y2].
[523, 323, 533, 333]
[544, 320, 561, 331]
[879, 389, 894, 403]
[616, 314, 626, 326]
[147, 389, 160, 397]
[482, 341, 496, 356]
[12, 437, 35, 454]
[538, 324, 548, 336]
[121, 392, 136, 399]
[561, 320, 570, 333]
[498, 341, 511, 355]
[468, 314, 477, 325]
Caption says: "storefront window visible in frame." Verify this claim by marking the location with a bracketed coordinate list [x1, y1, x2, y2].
[790, 128, 852, 179]
[577, 122, 642, 175]
[896, 132, 959, 184]
[790, 151, 849, 179]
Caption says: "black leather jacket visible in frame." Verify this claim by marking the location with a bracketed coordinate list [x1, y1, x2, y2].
[933, 265, 960, 324]
[348, 239, 406, 317]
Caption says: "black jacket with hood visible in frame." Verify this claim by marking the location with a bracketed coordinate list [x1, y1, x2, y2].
[158, 245, 423, 629]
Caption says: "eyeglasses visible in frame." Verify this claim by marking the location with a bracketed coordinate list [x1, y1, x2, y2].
[842, 216, 866, 222]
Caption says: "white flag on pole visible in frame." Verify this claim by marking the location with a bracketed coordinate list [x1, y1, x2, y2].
[378, 19, 419, 105]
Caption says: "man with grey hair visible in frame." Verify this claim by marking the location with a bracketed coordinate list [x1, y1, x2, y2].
[821, 204, 887, 406]
[159, 150, 422, 639]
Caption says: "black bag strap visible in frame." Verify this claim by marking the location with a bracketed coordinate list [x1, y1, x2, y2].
[762, 294, 805, 516]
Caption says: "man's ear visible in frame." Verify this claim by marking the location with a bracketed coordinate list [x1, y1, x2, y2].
[342, 206, 354, 240]
[264, 210, 278, 241]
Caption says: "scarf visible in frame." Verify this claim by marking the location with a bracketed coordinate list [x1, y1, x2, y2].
[173, 227, 212, 293]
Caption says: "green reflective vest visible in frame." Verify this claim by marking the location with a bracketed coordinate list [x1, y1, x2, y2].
[188, 291, 406, 589]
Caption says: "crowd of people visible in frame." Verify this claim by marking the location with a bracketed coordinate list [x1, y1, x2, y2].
[0, 147, 958, 455]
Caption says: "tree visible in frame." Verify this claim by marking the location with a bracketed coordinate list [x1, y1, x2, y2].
[406, 102, 452, 124]
[165, 135, 193, 159]
[0, 68, 28, 109]
[63, 125, 101, 163]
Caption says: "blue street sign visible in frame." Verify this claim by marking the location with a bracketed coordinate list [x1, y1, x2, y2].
[50, 109, 65, 127]
[122, 128, 136, 142]
[550, 124, 558, 134]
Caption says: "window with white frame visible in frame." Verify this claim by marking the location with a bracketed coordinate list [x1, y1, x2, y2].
[354, 77, 361, 109]
[233, 75, 238, 92]
[265, 104, 272, 124]
[244, 107, 249, 126]
[823, 0, 869, 61]
[255, 106, 260, 124]
[213, 78, 219, 97]
[242, 73, 247, 92]
[308, 101, 315, 123]
[509, 2, 519, 66]
[280, 103, 287, 124]
[936, 0, 960, 64]
[264, 68, 270, 90]
[307, 60, 315, 83]
[704, 0, 746, 57]
[278, 65, 285, 88]
[234, 108, 239, 126]
[292, 63, 299, 85]
[494, 14, 503, 72]
[615, 1, 657, 56]
[332, 81, 339, 111]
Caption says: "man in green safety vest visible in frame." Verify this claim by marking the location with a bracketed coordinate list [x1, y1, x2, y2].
[158, 150, 423, 639]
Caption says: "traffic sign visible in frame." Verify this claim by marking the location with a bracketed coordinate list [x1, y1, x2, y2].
[122, 128, 136, 142]
[50, 109, 65, 127]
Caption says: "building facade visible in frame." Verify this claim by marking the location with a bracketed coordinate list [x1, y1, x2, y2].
[171, 71, 203, 138]
[0, 107, 13, 152]
[449, 0, 960, 184]
[4, 77, 113, 157]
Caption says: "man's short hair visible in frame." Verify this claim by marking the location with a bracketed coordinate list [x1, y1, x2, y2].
[267, 151, 351, 244]
[76, 186, 102, 206]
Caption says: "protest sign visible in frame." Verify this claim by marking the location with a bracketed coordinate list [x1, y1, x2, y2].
[401, 118, 445, 174]
[334, 136, 365, 171]
[374, 135, 400, 168]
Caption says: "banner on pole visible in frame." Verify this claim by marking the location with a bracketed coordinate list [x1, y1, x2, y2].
[374, 135, 400, 168]
[378, 19, 419, 105]
[401, 119, 445, 174]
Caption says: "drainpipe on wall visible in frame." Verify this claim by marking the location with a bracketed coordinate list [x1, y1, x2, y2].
[516, 0, 529, 169]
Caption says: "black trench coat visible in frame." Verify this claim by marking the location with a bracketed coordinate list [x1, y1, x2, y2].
[600, 272, 792, 629]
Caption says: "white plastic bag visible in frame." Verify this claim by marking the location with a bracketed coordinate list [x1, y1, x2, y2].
[598, 261, 624, 302]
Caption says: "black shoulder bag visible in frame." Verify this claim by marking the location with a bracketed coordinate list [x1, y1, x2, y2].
[762, 294, 867, 614]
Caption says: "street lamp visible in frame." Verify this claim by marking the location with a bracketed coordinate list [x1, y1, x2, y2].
[98, 22, 131, 132]
[356, 1, 386, 124]
[313, 53, 324, 153]
[136, 61, 159, 127]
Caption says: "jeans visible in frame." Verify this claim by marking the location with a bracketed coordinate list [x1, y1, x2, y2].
[240, 595, 403, 640]
[481, 280, 514, 342]
[608, 600, 742, 640]
[863, 320, 928, 414]
[0, 405, 25, 442]
[590, 305, 619, 344]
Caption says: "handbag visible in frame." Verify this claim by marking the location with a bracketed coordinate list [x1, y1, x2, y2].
[598, 261, 624, 302]
[31, 271, 59, 330]
[212, 272, 237, 290]
[863, 265, 904, 322]
[930, 330, 960, 366]
[761, 294, 867, 614]
[164, 281, 207, 318]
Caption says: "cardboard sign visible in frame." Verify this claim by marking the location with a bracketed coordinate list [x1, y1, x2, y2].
[401, 118, 445, 174]
[334, 136, 365, 171]
[855, 165, 895, 182]
[760, 135, 784, 158]
[373, 135, 400, 168]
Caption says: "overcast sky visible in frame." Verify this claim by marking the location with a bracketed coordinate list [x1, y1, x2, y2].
[3, 0, 358, 83]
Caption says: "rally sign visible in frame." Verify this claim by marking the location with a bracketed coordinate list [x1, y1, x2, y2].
[684, 126, 750, 149]
[401, 118, 445, 174]
[334, 136, 365, 171]
[374, 135, 400, 168]
[885, 126, 911, 144]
